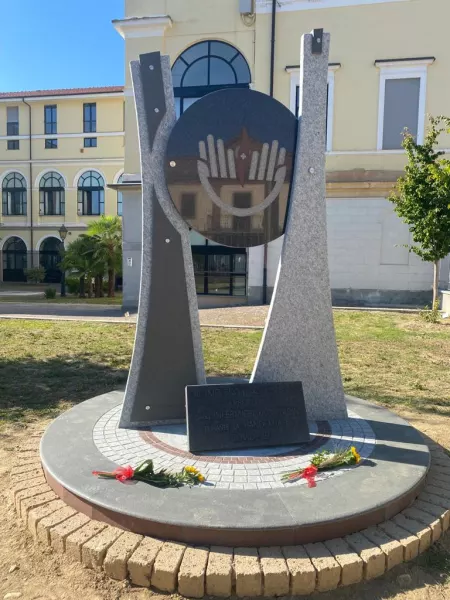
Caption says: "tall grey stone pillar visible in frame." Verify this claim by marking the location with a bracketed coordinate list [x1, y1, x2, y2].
[251, 32, 347, 421]
[120, 53, 205, 428]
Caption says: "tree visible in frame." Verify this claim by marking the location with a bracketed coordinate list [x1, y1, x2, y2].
[86, 216, 122, 297]
[390, 116, 450, 305]
[62, 235, 101, 297]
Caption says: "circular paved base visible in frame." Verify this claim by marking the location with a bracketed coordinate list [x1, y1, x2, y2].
[93, 404, 376, 490]
[41, 391, 430, 546]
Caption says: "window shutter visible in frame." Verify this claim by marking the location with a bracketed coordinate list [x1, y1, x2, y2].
[7, 106, 18, 122]
[383, 78, 421, 150]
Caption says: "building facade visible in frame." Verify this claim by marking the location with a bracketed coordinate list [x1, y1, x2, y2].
[0, 87, 124, 283]
[115, 0, 450, 309]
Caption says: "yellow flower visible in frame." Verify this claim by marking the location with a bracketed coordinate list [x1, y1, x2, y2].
[185, 466, 199, 475]
[198, 474, 205, 483]
[351, 447, 361, 464]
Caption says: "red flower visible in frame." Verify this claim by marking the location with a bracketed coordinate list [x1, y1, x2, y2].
[114, 466, 135, 481]
[92, 465, 135, 482]
[301, 465, 318, 488]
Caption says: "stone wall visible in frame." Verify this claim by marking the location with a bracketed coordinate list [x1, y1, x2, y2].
[248, 198, 450, 306]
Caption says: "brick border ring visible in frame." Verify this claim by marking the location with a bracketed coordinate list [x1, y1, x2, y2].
[12, 425, 450, 597]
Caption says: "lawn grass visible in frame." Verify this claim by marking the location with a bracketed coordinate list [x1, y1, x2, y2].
[0, 311, 449, 429]
[335, 311, 450, 415]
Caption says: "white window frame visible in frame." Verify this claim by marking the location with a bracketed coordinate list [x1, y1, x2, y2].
[376, 59, 433, 151]
[287, 64, 339, 152]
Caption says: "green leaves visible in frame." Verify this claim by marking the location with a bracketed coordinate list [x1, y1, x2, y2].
[132, 459, 206, 488]
[134, 459, 155, 477]
[63, 216, 123, 297]
[310, 447, 360, 470]
[390, 116, 450, 301]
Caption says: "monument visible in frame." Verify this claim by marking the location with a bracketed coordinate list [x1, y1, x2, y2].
[119, 29, 347, 451]
[39, 30, 430, 560]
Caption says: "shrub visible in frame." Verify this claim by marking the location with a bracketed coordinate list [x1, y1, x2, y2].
[66, 277, 80, 295]
[24, 267, 45, 284]
[419, 301, 441, 324]
[44, 287, 57, 300]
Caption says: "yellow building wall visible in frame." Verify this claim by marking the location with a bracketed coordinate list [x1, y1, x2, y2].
[123, 0, 450, 178]
[255, 0, 450, 170]
[0, 162, 123, 244]
[0, 93, 124, 265]
[122, 0, 255, 172]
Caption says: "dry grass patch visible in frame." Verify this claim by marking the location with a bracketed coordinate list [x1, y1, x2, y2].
[335, 311, 450, 416]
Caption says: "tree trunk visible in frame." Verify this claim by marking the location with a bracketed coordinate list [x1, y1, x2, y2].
[108, 269, 115, 297]
[79, 276, 85, 298]
[86, 277, 93, 298]
[95, 275, 102, 298]
[433, 260, 440, 307]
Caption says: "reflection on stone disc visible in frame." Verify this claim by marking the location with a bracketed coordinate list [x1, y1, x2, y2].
[166, 88, 298, 248]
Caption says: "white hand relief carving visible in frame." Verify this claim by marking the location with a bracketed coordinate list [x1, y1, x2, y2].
[197, 133, 287, 217]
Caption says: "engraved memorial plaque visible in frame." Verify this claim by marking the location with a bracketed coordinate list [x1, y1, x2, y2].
[166, 88, 297, 248]
[186, 382, 310, 452]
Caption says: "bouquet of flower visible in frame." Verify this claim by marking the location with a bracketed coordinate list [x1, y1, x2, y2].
[93, 459, 205, 488]
[281, 446, 361, 488]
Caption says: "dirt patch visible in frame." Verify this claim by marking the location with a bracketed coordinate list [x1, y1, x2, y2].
[199, 306, 268, 327]
[0, 424, 175, 600]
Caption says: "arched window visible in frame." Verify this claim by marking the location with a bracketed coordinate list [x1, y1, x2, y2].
[39, 172, 65, 216]
[77, 170, 105, 216]
[2, 172, 27, 216]
[2, 237, 27, 281]
[172, 41, 251, 117]
[117, 173, 124, 216]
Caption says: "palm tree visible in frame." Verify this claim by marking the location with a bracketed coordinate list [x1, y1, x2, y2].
[86, 216, 122, 297]
[62, 235, 101, 297]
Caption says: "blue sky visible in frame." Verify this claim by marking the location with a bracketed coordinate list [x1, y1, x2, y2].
[0, 0, 124, 92]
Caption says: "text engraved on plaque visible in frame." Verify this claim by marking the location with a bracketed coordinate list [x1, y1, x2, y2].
[186, 382, 310, 452]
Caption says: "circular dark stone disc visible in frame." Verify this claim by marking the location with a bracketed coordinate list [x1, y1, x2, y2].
[166, 88, 297, 248]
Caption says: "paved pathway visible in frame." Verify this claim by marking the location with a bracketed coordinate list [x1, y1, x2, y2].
[0, 303, 270, 326]
[0, 302, 420, 327]
[0, 291, 43, 297]
[0, 302, 136, 323]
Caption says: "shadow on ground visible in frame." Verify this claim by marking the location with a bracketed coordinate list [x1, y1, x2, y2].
[347, 385, 450, 418]
[0, 356, 128, 427]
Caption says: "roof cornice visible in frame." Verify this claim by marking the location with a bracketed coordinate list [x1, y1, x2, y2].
[0, 88, 123, 102]
[256, 0, 410, 12]
[112, 15, 172, 39]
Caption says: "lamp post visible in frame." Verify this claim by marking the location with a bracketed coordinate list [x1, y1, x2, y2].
[59, 224, 68, 297]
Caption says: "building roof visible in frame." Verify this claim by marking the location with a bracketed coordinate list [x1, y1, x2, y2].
[0, 86, 124, 99]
